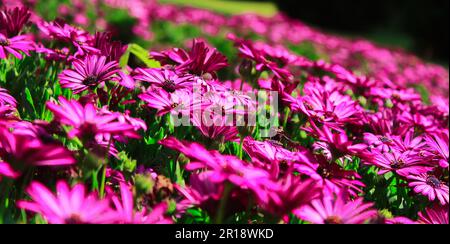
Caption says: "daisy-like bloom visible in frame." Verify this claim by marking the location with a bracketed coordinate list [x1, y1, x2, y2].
[134, 68, 192, 93]
[176, 171, 250, 217]
[0, 127, 75, 178]
[191, 111, 239, 143]
[58, 55, 119, 94]
[306, 121, 371, 163]
[0, 7, 30, 37]
[294, 194, 377, 224]
[46, 96, 141, 141]
[418, 206, 449, 224]
[37, 20, 98, 57]
[391, 129, 426, 153]
[160, 137, 278, 203]
[230, 36, 293, 82]
[425, 132, 449, 168]
[0, 161, 19, 179]
[139, 89, 203, 117]
[111, 182, 173, 224]
[152, 39, 227, 77]
[290, 82, 362, 126]
[398, 112, 439, 135]
[363, 133, 394, 153]
[316, 157, 365, 197]
[243, 138, 319, 179]
[35, 44, 69, 61]
[259, 176, 321, 219]
[0, 33, 34, 59]
[93, 32, 127, 62]
[177, 39, 228, 76]
[407, 173, 449, 205]
[370, 150, 433, 178]
[17, 181, 117, 224]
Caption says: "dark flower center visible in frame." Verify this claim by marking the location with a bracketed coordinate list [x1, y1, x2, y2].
[390, 159, 405, 169]
[318, 167, 332, 179]
[0, 37, 10, 46]
[324, 216, 343, 224]
[83, 75, 99, 86]
[426, 176, 441, 189]
[65, 214, 84, 224]
[171, 103, 179, 109]
[303, 101, 314, 110]
[55, 48, 66, 55]
[380, 136, 392, 143]
[162, 79, 176, 93]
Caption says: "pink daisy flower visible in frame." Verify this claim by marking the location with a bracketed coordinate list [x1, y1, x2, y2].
[418, 206, 449, 224]
[17, 181, 117, 224]
[0, 87, 16, 108]
[134, 68, 192, 93]
[294, 194, 377, 224]
[58, 55, 119, 94]
[408, 173, 449, 205]
[0, 127, 75, 178]
[0, 7, 30, 37]
[0, 33, 34, 59]
[46, 96, 141, 141]
[371, 150, 433, 177]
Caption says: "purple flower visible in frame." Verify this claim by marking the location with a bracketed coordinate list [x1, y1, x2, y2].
[59, 55, 119, 94]
[0, 33, 34, 59]
[134, 68, 192, 93]
[259, 176, 321, 218]
[425, 132, 449, 168]
[306, 121, 371, 163]
[46, 96, 141, 141]
[0, 126, 76, 178]
[160, 137, 278, 203]
[0, 7, 30, 37]
[418, 206, 448, 224]
[111, 182, 173, 224]
[294, 194, 377, 224]
[408, 173, 449, 205]
[370, 150, 432, 177]
[139, 89, 202, 116]
[364, 133, 394, 153]
[17, 181, 117, 224]
[0, 87, 16, 108]
[177, 39, 228, 76]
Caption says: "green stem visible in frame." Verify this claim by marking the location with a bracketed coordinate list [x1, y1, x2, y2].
[238, 136, 244, 160]
[99, 139, 112, 198]
[214, 183, 233, 224]
[99, 165, 107, 199]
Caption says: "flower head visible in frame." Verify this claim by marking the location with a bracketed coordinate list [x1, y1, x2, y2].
[18, 181, 117, 224]
[111, 182, 172, 224]
[418, 206, 449, 224]
[408, 173, 449, 205]
[0, 33, 34, 59]
[295, 194, 377, 224]
[46, 96, 141, 141]
[59, 55, 119, 94]
[0, 126, 75, 178]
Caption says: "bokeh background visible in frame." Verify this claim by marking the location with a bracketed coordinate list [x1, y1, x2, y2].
[161, 0, 449, 65]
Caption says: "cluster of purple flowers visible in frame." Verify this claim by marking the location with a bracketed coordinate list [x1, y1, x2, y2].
[0, 0, 448, 224]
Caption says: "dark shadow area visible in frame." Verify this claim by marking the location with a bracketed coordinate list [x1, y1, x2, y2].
[246, 0, 449, 63]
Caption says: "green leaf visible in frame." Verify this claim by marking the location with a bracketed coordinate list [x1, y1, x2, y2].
[128, 44, 161, 68]
[119, 49, 131, 68]
[24, 87, 37, 117]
